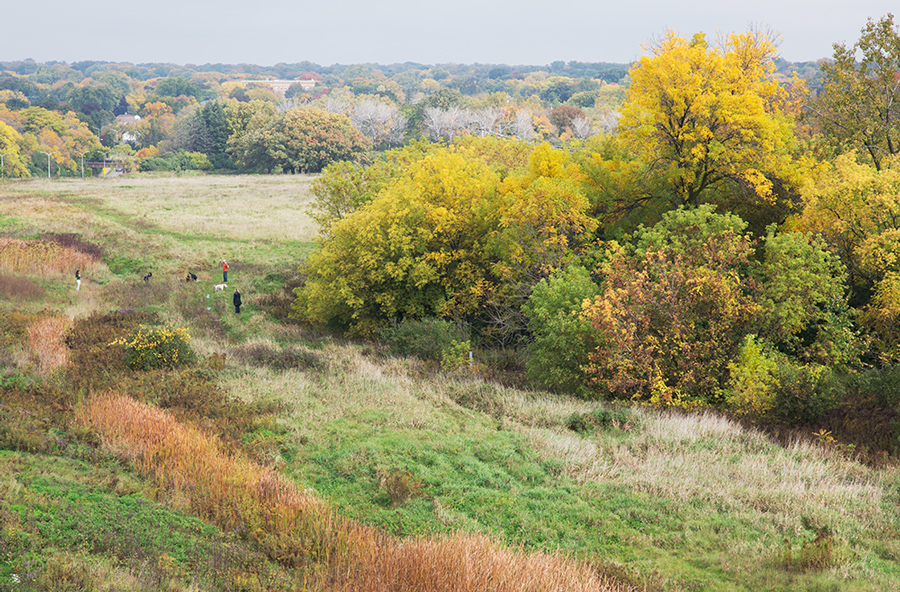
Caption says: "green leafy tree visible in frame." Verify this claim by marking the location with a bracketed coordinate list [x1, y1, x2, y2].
[523, 263, 601, 397]
[809, 14, 900, 170]
[238, 108, 369, 174]
[21, 106, 67, 135]
[584, 206, 849, 404]
[754, 226, 847, 354]
[307, 160, 395, 236]
[224, 100, 277, 140]
[789, 152, 900, 361]
[484, 143, 598, 344]
[151, 77, 203, 102]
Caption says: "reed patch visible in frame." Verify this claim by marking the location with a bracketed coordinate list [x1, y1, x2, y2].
[0, 238, 99, 278]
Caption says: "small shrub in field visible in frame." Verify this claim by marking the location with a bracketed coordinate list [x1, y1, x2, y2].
[378, 318, 470, 362]
[66, 311, 157, 389]
[726, 334, 781, 416]
[446, 382, 506, 416]
[769, 362, 842, 426]
[231, 342, 323, 372]
[440, 339, 472, 371]
[567, 407, 638, 435]
[254, 273, 306, 321]
[42, 233, 105, 259]
[378, 469, 424, 506]
[782, 527, 845, 572]
[112, 324, 196, 371]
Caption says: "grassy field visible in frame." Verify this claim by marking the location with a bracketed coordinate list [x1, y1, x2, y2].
[1, 173, 900, 591]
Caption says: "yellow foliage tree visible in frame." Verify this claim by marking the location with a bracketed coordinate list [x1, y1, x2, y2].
[293, 150, 504, 334]
[618, 30, 799, 208]
[0, 121, 29, 177]
[789, 152, 900, 361]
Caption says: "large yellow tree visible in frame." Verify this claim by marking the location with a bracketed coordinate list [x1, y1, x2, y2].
[618, 30, 799, 208]
[0, 121, 28, 177]
[789, 152, 900, 361]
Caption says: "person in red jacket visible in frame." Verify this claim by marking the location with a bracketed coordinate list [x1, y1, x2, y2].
[222, 260, 229, 283]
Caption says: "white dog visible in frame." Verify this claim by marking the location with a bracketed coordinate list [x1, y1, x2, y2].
[214, 283, 227, 292]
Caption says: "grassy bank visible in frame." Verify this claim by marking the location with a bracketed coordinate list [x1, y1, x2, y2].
[1, 173, 899, 591]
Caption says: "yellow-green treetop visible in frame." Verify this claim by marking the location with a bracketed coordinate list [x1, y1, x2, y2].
[618, 30, 799, 208]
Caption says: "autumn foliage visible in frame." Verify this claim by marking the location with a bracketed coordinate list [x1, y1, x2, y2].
[582, 206, 848, 406]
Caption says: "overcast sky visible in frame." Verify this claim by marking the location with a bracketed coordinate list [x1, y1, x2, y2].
[2, 1, 896, 67]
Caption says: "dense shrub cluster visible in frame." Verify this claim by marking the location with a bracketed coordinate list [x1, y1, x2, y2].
[137, 149, 212, 171]
[566, 407, 638, 435]
[230, 341, 324, 372]
[42, 233, 104, 259]
[110, 324, 196, 371]
[378, 317, 471, 363]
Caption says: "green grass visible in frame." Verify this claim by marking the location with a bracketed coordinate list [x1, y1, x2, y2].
[216, 347, 900, 591]
[2, 173, 900, 591]
[0, 450, 293, 591]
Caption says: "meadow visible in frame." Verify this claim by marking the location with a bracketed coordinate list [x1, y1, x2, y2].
[1, 173, 899, 591]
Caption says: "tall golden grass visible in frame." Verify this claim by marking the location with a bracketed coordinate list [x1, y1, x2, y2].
[0, 238, 98, 278]
[27, 315, 71, 376]
[78, 392, 631, 592]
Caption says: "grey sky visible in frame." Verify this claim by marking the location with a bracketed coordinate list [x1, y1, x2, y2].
[2, 1, 896, 66]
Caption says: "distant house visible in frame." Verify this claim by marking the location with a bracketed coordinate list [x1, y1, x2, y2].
[115, 113, 141, 143]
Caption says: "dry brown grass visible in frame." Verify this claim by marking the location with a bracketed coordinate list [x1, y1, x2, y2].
[26, 314, 71, 376]
[78, 391, 631, 592]
[0, 270, 44, 300]
[1, 175, 320, 243]
[0, 238, 99, 278]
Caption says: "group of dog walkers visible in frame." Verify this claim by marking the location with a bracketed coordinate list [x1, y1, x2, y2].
[74, 259, 243, 314]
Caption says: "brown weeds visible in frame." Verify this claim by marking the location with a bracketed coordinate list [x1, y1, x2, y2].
[0, 238, 99, 278]
[0, 271, 45, 300]
[27, 315, 71, 377]
[78, 392, 631, 592]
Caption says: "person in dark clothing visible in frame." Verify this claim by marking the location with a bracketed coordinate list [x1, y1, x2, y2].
[233, 288, 242, 314]
[143, 272, 152, 283]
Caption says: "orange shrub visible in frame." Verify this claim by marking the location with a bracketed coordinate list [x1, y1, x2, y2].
[27, 314, 71, 376]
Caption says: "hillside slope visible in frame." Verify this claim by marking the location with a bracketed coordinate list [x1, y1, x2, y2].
[1, 175, 898, 591]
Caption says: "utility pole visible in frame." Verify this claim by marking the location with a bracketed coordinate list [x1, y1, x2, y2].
[0, 153, 10, 178]
[40, 151, 58, 179]
[76, 151, 89, 179]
